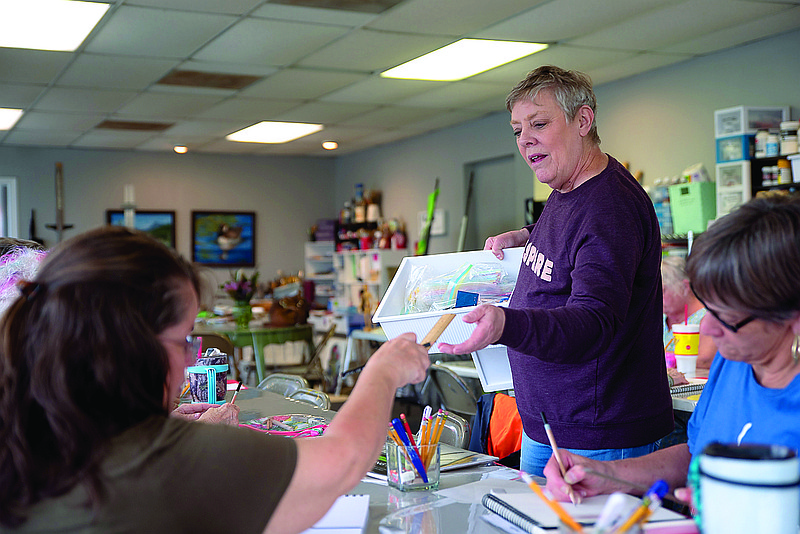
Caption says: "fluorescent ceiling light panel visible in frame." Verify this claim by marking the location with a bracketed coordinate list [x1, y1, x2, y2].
[0, 0, 109, 52]
[227, 121, 323, 143]
[381, 39, 548, 82]
[0, 108, 24, 130]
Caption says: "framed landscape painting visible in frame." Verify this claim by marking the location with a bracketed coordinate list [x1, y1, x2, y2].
[106, 210, 176, 248]
[191, 211, 255, 267]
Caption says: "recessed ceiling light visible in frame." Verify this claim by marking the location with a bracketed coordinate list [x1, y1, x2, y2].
[0, 108, 24, 130]
[227, 121, 323, 144]
[381, 39, 548, 82]
[0, 0, 109, 52]
[173, 146, 188, 154]
[322, 141, 338, 150]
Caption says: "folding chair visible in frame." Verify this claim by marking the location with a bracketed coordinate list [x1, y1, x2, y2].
[288, 388, 331, 410]
[426, 364, 479, 420]
[438, 412, 471, 448]
[257, 373, 309, 397]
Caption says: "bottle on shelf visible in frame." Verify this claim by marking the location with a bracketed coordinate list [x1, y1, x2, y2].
[778, 159, 793, 185]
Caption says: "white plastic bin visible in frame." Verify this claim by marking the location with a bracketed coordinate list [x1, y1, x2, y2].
[373, 248, 523, 391]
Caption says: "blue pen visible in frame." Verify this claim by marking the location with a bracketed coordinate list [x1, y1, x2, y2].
[391, 418, 428, 483]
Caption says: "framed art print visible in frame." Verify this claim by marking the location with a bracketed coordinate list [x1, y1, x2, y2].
[106, 210, 176, 248]
[191, 211, 255, 267]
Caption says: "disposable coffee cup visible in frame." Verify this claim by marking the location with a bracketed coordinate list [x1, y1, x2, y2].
[698, 442, 800, 534]
[672, 324, 699, 378]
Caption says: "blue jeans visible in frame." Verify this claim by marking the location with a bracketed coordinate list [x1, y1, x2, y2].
[520, 431, 660, 477]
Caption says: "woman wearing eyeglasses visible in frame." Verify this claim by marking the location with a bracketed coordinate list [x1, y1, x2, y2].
[543, 194, 800, 502]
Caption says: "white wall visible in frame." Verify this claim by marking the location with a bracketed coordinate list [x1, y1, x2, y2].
[0, 145, 336, 287]
[335, 28, 800, 253]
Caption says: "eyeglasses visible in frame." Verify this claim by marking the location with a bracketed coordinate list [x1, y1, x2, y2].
[690, 284, 756, 333]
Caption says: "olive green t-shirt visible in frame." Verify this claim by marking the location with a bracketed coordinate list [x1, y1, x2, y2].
[11, 416, 297, 533]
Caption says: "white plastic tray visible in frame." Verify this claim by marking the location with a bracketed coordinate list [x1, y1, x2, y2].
[373, 248, 523, 392]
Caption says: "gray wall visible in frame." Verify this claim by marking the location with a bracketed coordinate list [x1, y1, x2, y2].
[334, 28, 800, 254]
[1, 28, 798, 278]
[0, 145, 335, 287]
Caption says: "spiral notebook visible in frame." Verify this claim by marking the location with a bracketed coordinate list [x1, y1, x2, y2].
[669, 382, 705, 396]
[482, 492, 684, 533]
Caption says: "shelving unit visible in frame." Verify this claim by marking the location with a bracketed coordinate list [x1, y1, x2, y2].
[333, 248, 408, 312]
[304, 241, 335, 307]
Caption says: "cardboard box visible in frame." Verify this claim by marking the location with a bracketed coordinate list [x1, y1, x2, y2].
[714, 106, 789, 137]
[669, 181, 717, 234]
[373, 248, 523, 391]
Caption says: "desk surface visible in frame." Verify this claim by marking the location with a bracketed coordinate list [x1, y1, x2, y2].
[229, 388, 519, 534]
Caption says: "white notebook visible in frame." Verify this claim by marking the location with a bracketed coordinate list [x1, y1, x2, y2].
[300, 494, 369, 534]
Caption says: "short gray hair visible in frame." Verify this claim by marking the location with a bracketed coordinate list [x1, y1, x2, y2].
[506, 65, 601, 145]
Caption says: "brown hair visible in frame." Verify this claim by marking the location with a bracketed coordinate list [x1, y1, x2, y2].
[686, 195, 800, 322]
[506, 65, 601, 145]
[0, 226, 200, 527]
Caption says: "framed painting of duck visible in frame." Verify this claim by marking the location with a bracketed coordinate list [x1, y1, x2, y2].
[106, 210, 176, 249]
[191, 211, 255, 267]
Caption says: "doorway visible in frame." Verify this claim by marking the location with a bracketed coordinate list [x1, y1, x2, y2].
[462, 155, 517, 251]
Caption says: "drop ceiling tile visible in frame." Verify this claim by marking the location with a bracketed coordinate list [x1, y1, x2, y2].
[115, 92, 226, 119]
[469, 45, 638, 84]
[584, 52, 692, 86]
[568, 0, 787, 51]
[15, 111, 105, 131]
[193, 18, 350, 67]
[57, 54, 178, 90]
[124, 0, 264, 14]
[297, 29, 451, 72]
[173, 59, 278, 77]
[272, 101, 379, 124]
[195, 138, 264, 154]
[0, 84, 48, 109]
[85, 6, 236, 58]
[366, 0, 544, 36]
[33, 88, 138, 113]
[307, 125, 377, 142]
[0, 49, 72, 84]
[71, 130, 157, 149]
[396, 81, 510, 108]
[474, 0, 680, 43]
[399, 108, 491, 134]
[164, 118, 253, 137]
[2, 129, 83, 147]
[339, 105, 439, 127]
[320, 76, 442, 105]
[252, 3, 378, 26]
[196, 98, 302, 120]
[240, 68, 368, 100]
[659, 6, 800, 54]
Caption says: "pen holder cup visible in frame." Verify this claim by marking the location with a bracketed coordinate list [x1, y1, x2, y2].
[387, 443, 440, 491]
[697, 442, 800, 534]
[187, 354, 228, 404]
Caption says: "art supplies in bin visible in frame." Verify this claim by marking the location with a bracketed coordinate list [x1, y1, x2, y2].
[373, 248, 524, 392]
[240, 414, 328, 438]
[404, 261, 515, 314]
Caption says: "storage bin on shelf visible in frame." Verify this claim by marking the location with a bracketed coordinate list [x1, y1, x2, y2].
[668, 181, 716, 234]
[714, 106, 789, 137]
[372, 248, 523, 392]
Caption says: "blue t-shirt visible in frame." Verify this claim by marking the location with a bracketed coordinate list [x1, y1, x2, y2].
[688, 354, 800, 457]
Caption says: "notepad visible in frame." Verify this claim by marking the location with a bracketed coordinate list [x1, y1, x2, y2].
[482, 492, 685, 533]
[300, 494, 369, 534]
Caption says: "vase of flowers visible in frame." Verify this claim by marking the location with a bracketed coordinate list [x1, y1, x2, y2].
[222, 269, 259, 329]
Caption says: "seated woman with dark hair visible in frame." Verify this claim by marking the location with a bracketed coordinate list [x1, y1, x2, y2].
[544, 195, 800, 504]
[0, 226, 430, 533]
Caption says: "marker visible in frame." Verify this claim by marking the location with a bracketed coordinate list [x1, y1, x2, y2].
[520, 472, 583, 533]
[391, 417, 428, 483]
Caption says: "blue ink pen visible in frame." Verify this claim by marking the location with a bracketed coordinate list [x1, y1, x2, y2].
[391, 417, 428, 483]
[616, 479, 668, 533]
